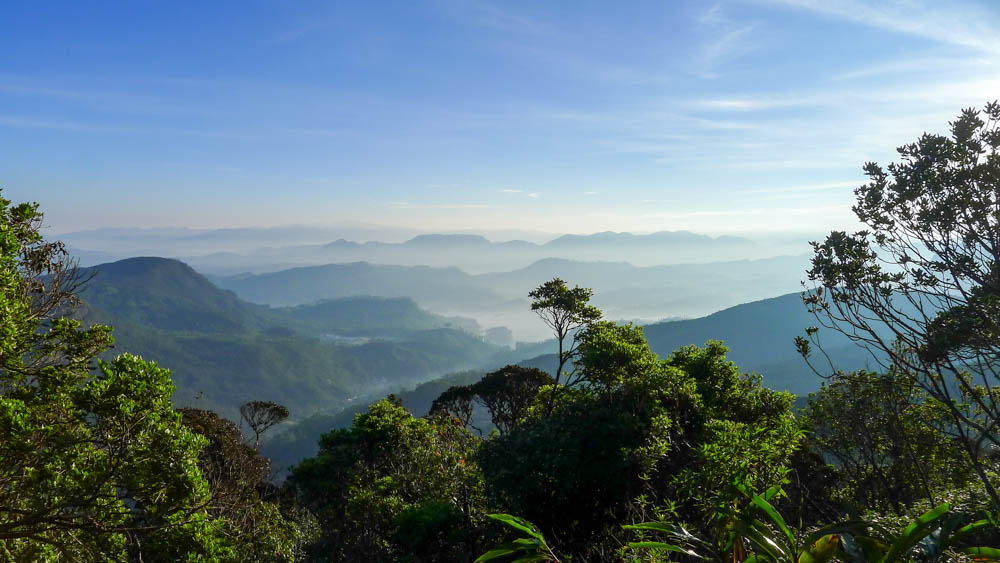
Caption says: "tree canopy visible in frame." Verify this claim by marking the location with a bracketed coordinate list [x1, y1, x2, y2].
[800, 102, 1000, 507]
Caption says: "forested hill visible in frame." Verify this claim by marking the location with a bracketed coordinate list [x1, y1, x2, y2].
[80, 257, 268, 333]
[642, 292, 877, 395]
[76, 257, 517, 419]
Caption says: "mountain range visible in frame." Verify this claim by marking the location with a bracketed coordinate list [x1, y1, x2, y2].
[68, 253, 887, 477]
[213, 254, 813, 341]
[77, 257, 534, 420]
[63, 228, 810, 275]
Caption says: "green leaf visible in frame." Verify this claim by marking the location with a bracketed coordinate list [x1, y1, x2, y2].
[743, 520, 789, 560]
[882, 503, 949, 562]
[804, 520, 870, 546]
[624, 522, 676, 533]
[486, 513, 547, 543]
[797, 534, 839, 563]
[949, 517, 995, 547]
[475, 543, 525, 562]
[745, 488, 795, 548]
[627, 541, 706, 558]
[964, 546, 1000, 561]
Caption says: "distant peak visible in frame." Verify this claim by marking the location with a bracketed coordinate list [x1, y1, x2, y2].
[323, 238, 361, 248]
[405, 234, 490, 245]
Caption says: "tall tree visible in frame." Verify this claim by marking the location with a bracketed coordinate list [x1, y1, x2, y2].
[799, 102, 1000, 506]
[528, 278, 601, 388]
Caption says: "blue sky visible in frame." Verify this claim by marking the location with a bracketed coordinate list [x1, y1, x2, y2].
[3, 0, 1000, 235]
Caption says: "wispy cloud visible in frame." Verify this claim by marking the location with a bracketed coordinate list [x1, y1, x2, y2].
[694, 4, 760, 77]
[387, 202, 493, 209]
[695, 95, 815, 111]
[745, 180, 859, 194]
[831, 56, 994, 81]
[0, 114, 127, 133]
[761, 0, 1000, 54]
[0, 76, 205, 117]
[498, 188, 540, 198]
[436, 0, 553, 37]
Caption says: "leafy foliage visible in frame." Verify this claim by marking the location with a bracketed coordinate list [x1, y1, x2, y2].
[0, 193, 232, 561]
[475, 514, 560, 563]
[287, 397, 486, 561]
[431, 365, 553, 435]
[802, 370, 969, 513]
[800, 102, 1000, 506]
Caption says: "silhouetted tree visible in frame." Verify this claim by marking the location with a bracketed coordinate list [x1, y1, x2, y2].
[240, 400, 290, 450]
[529, 278, 601, 388]
[799, 102, 1000, 506]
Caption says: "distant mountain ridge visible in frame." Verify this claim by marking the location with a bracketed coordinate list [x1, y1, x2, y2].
[63, 227, 801, 275]
[213, 261, 513, 310]
[215, 254, 812, 341]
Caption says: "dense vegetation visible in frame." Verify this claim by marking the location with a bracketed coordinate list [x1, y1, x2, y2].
[3, 105, 1000, 560]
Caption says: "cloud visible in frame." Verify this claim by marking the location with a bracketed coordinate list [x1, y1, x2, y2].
[831, 56, 993, 81]
[0, 114, 127, 133]
[760, 0, 1000, 54]
[745, 181, 860, 194]
[387, 202, 493, 209]
[695, 95, 816, 111]
[499, 188, 540, 198]
[634, 204, 848, 219]
[436, 0, 553, 37]
[694, 5, 760, 76]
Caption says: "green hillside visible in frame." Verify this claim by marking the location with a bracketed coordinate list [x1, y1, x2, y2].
[78, 257, 509, 420]
[642, 292, 878, 395]
[81, 257, 267, 333]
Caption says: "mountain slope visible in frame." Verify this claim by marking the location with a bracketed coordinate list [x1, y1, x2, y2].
[78, 257, 510, 419]
[641, 292, 877, 395]
[81, 257, 266, 333]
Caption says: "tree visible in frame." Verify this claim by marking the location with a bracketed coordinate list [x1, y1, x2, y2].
[430, 365, 553, 435]
[468, 366, 551, 435]
[477, 322, 800, 559]
[240, 400, 290, 450]
[287, 397, 485, 562]
[528, 278, 602, 388]
[800, 102, 1000, 507]
[0, 192, 232, 560]
[801, 370, 968, 513]
[180, 406, 307, 562]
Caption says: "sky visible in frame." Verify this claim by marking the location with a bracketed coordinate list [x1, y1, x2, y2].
[2, 0, 1000, 236]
